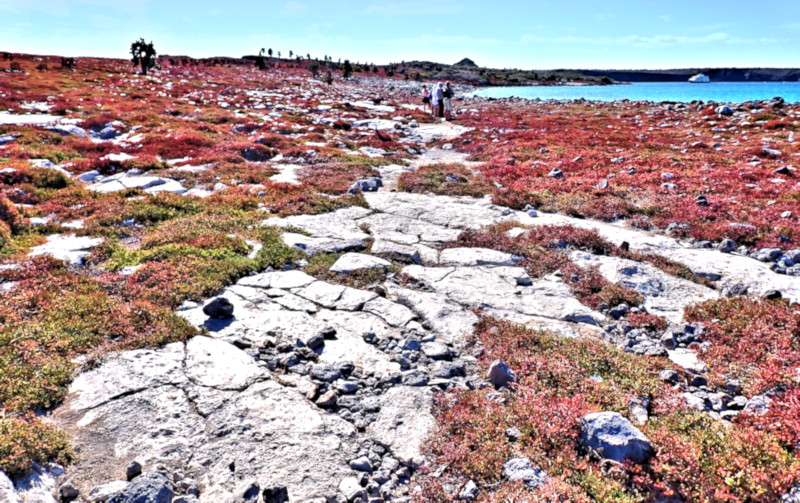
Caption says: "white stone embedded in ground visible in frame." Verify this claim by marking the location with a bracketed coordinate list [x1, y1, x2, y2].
[87, 174, 186, 195]
[370, 386, 435, 469]
[329, 252, 391, 273]
[439, 247, 522, 267]
[29, 234, 103, 265]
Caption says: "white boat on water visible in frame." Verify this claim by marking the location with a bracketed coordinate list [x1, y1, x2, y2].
[689, 73, 710, 84]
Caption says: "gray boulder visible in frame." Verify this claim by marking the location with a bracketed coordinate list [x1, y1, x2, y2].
[350, 177, 383, 193]
[99, 127, 119, 140]
[715, 105, 733, 116]
[458, 480, 479, 500]
[107, 472, 172, 503]
[486, 360, 516, 387]
[502, 457, 548, 489]
[717, 238, 736, 253]
[580, 412, 652, 463]
[202, 297, 234, 319]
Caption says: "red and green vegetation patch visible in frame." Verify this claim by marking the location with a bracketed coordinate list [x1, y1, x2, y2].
[301, 161, 381, 194]
[685, 297, 800, 396]
[684, 297, 800, 451]
[453, 100, 800, 249]
[0, 415, 73, 478]
[397, 164, 494, 198]
[420, 317, 800, 501]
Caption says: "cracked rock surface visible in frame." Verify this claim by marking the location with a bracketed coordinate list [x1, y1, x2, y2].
[48, 165, 800, 502]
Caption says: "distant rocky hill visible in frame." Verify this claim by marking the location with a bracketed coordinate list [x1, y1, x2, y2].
[454, 58, 478, 67]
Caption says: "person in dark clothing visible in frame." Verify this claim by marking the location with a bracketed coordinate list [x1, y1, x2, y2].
[443, 81, 454, 120]
[434, 82, 445, 119]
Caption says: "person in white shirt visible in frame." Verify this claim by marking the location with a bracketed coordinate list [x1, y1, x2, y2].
[430, 83, 441, 116]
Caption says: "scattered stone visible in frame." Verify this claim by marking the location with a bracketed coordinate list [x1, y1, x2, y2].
[338, 477, 364, 501]
[89, 481, 130, 502]
[202, 297, 234, 319]
[107, 472, 172, 503]
[348, 456, 373, 473]
[715, 106, 733, 116]
[126, 461, 143, 481]
[350, 177, 383, 193]
[60, 481, 80, 500]
[717, 238, 736, 253]
[486, 359, 516, 387]
[457, 480, 479, 500]
[502, 458, 548, 489]
[580, 412, 653, 463]
[315, 390, 338, 408]
[505, 427, 522, 442]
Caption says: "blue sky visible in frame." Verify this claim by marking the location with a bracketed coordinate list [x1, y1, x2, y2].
[1, 0, 799, 69]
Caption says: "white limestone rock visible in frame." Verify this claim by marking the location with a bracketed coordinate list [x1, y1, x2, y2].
[329, 253, 391, 274]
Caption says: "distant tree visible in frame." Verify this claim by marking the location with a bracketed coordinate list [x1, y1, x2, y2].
[255, 48, 267, 70]
[325, 70, 333, 85]
[278, 51, 281, 58]
[306, 53, 310, 60]
[308, 61, 320, 79]
[268, 48, 273, 58]
[342, 59, 353, 79]
[130, 38, 157, 75]
[289, 50, 293, 59]
[386, 66, 394, 77]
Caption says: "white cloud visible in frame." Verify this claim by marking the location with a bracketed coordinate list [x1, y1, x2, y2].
[519, 32, 778, 48]
[781, 22, 800, 33]
[359, 0, 464, 16]
[280, 1, 308, 15]
[379, 33, 503, 48]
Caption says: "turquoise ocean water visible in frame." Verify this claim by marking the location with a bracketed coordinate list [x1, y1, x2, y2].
[475, 82, 800, 104]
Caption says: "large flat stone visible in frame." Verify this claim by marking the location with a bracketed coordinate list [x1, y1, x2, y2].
[370, 386, 435, 469]
[185, 337, 265, 390]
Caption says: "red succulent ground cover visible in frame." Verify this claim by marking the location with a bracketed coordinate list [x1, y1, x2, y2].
[418, 317, 800, 502]
[1, 55, 799, 500]
[0, 56, 405, 475]
[448, 100, 800, 249]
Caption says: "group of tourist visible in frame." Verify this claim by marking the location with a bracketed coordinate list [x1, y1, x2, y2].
[421, 82, 455, 120]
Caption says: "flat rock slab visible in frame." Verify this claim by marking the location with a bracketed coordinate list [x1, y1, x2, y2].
[0, 113, 63, 125]
[87, 175, 186, 195]
[439, 247, 522, 267]
[402, 265, 603, 327]
[516, 209, 800, 303]
[370, 386, 435, 469]
[388, 285, 477, 344]
[570, 251, 718, 324]
[185, 336, 265, 390]
[53, 339, 357, 502]
[330, 252, 391, 273]
[269, 163, 303, 185]
[67, 342, 186, 412]
[29, 234, 103, 265]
